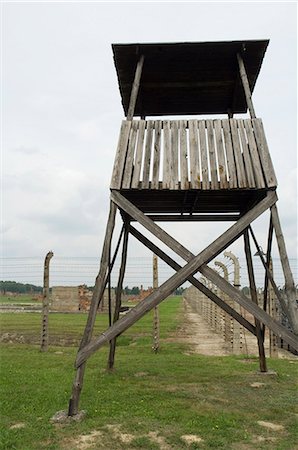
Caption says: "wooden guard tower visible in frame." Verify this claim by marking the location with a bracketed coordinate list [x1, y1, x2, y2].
[68, 40, 298, 416]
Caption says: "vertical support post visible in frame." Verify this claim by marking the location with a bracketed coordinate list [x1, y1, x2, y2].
[268, 259, 278, 357]
[271, 204, 298, 334]
[40, 251, 54, 352]
[224, 251, 242, 354]
[127, 54, 145, 120]
[152, 254, 160, 352]
[68, 201, 117, 416]
[108, 222, 130, 370]
[243, 229, 267, 372]
[237, 52, 256, 119]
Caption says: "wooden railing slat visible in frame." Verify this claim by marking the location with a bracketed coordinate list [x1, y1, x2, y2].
[142, 120, 154, 189]
[214, 120, 228, 189]
[122, 121, 138, 189]
[189, 119, 200, 189]
[243, 119, 265, 189]
[238, 119, 256, 188]
[162, 120, 171, 189]
[252, 119, 277, 188]
[151, 120, 162, 189]
[131, 120, 146, 189]
[206, 120, 218, 189]
[229, 119, 247, 188]
[179, 120, 189, 190]
[198, 120, 209, 189]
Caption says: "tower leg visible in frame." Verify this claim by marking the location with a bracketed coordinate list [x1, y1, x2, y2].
[244, 229, 267, 372]
[107, 223, 129, 370]
[271, 205, 298, 334]
[68, 201, 117, 416]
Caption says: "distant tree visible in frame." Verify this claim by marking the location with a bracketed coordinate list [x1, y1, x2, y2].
[0, 281, 42, 294]
[241, 286, 250, 296]
[174, 287, 185, 295]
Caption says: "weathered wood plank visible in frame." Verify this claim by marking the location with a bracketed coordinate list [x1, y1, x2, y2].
[189, 119, 200, 189]
[252, 119, 277, 188]
[198, 120, 209, 189]
[238, 119, 255, 188]
[222, 120, 237, 188]
[214, 120, 228, 188]
[229, 119, 247, 188]
[110, 121, 132, 189]
[237, 53, 256, 119]
[243, 119, 265, 188]
[179, 120, 189, 190]
[151, 120, 162, 189]
[206, 120, 218, 189]
[162, 120, 171, 189]
[170, 120, 179, 189]
[122, 121, 138, 189]
[127, 55, 144, 120]
[142, 120, 154, 189]
[131, 120, 146, 188]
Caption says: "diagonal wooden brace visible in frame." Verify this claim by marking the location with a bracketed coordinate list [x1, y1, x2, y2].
[129, 224, 256, 336]
[76, 191, 278, 367]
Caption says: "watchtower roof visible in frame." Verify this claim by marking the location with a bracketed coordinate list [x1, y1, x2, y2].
[112, 40, 269, 117]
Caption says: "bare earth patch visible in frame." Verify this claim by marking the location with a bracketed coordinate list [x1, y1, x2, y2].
[9, 423, 26, 430]
[63, 430, 103, 450]
[105, 424, 134, 444]
[252, 435, 277, 443]
[148, 431, 172, 450]
[134, 371, 148, 377]
[257, 421, 284, 431]
[181, 434, 204, 445]
[250, 382, 265, 388]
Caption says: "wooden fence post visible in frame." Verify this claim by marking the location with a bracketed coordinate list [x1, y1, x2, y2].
[152, 254, 160, 352]
[40, 251, 54, 352]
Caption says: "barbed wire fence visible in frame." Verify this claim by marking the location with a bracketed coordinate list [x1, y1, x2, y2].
[1, 256, 297, 291]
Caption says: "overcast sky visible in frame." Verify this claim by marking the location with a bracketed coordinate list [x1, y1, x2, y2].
[1, 2, 297, 283]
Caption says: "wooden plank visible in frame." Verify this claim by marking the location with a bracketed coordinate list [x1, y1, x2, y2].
[188, 119, 200, 189]
[229, 119, 247, 188]
[252, 119, 277, 188]
[179, 120, 189, 190]
[243, 119, 265, 188]
[110, 121, 132, 189]
[237, 53, 256, 119]
[214, 120, 228, 188]
[131, 120, 146, 188]
[238, 119, 255, 188]
[206, 120, 218, 189]
[243, 229, 267, 372]
[222, 120, 237, 188]
[170, 120, 179, 189]
[151, 120, 162, 189]
[198, 120, 209, 189]
[122, 121, 138, 189]
[129, 225, 256, 336]
[127, 55, 144, 120]
[162, 120, 171, 189]
[142, 120, 154, 189]
[69, 200, 117, 415]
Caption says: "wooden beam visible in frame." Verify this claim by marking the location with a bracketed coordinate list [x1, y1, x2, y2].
[129, 225, 256, 336]
[243, 229, 267, 372]
[76, 195, 277, 367]
[40, 251, 54, 352]
[270, 205, 298, 334]
[237, 52, 256, 119]
[107, 224, 130, 370]
[68, 200, 117, 416]
[127, 55, 145, 120]
[111, 190, 277, 265]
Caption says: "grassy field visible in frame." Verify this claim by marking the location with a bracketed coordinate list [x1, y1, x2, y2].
[0, 296, 297, 450]
[0, 295, 41, 305]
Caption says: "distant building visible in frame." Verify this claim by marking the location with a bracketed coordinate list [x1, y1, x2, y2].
[51, 285, 115, 312]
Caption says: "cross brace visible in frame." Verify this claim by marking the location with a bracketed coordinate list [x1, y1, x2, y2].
[76, 190, 298, 368]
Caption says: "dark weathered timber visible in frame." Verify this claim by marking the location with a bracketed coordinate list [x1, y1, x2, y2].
[129, 224, 256, 336]
[137, 214, 240, 222]
[262, 216, 274, 335]
[271, 205, 298, 334]
[40, 251, 54, 352]
[110, 121, 132, 189]
[237, 52, 256, 118]
[152, 254, 160, 352]
[243, 229, 267, 372]
[68, 201, 117, 416]
[252, 119, 277, 188]
[108, 225, 129, 370]
[76, 192, 277, 367]
[127, 54, 144, 120]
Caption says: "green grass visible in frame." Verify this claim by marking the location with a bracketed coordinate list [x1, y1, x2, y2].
[0, 295, 41, 305]
[0, 296, 297, 450]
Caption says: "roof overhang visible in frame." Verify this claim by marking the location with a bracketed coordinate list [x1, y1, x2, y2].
[112, 40, 269, 116]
